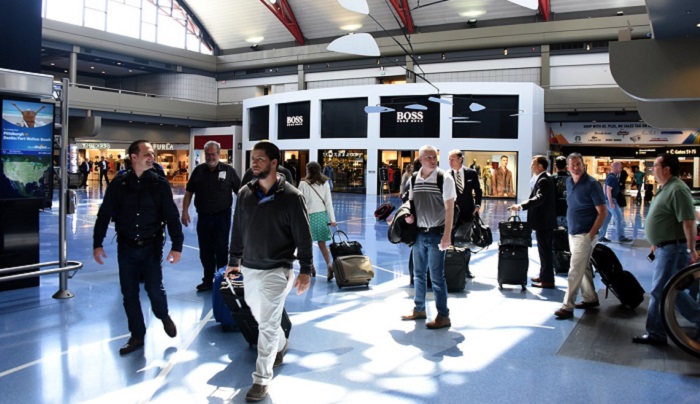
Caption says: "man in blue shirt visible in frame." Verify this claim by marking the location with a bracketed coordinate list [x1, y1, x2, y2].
[555, 153, 608, 319]
[598, 161, 633, 243]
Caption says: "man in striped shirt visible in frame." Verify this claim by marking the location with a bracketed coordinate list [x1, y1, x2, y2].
[401, 145, 456, 329]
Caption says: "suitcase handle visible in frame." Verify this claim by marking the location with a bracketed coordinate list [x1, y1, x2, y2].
[332, 229, 350, 243]
[508, 212, 521, 222]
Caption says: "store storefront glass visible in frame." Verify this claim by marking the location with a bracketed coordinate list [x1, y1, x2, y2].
[378, 149, 419, 194]
[153, 143, 190, 183]
[463, 150, 519, 198]
[319, 149, 367, 194]
[280, 150, 308, 186]
[77, 141, 127, 184]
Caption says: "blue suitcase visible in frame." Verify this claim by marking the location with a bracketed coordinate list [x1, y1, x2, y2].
[212, 267, 236, 332]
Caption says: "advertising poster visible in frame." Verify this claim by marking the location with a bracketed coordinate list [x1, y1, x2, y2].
[548, 122, 699, 145]
[1, 99, 54, 199]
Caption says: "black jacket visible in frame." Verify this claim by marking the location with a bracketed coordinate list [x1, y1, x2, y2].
[388, 202, 418, 245]
[450, 166, 482, 223]
[93, 169, 184, 251]
[521, 172, 557, 231]
[228, 174, 313, 275]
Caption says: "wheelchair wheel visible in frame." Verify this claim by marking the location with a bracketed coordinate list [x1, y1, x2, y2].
[661, 262, 700, 358]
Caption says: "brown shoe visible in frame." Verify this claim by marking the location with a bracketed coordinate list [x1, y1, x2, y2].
[574, 300, 600, 309]
[554, 308, 574, 319]
[531, 277, 542, 283]
[245, 383, 269, 402]
[401, 310, 427, 321]
[119, 337, 144, 355]
[426, 315, 451, 329]
[531, 282, 555, 289]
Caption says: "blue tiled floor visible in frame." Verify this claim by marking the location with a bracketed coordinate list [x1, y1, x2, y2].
[0, 185, 698, 403]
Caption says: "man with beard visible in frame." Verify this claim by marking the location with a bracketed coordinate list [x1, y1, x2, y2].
[182, 141, 241, 292]
[225, 140, 312, 401]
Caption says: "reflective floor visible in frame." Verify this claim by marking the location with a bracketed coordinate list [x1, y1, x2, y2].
[0, 184, 698, 403]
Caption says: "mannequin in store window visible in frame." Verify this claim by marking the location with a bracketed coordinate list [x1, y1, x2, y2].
[482, 159, 492, 196]
[493, 155, 514, 197]
[469, 158, 481, 176]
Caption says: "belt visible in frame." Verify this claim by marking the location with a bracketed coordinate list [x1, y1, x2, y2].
[118, 234, 160, 247]
[655, 239, 686, 248]
[418, 225, 444, 234]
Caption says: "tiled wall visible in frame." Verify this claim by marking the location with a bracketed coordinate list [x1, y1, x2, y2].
[307, 77, 379, 89]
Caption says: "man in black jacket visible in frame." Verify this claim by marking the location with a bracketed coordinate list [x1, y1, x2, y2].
[448, 149, 482, 278]
[225, 141, 312, 402]
[93, 140, 184, 355]
[551, 156, 570, 228]
[181, 140, 241, 292]
[509, 155, 557, 288]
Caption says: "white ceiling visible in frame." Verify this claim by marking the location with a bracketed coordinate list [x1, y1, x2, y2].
[185, 0, 647, 51]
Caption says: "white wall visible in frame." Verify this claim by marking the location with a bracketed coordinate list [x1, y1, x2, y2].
[189, 126, 244, 174]
[242, 82, 545, 200]
[550, 53, 617, 89]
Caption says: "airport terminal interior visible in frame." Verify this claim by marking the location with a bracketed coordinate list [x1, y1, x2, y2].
[1, 0, 700, 403]
[0, 188, 698, 404]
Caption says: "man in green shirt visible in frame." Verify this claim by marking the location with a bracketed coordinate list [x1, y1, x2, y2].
[632, 166, 645, 204]
[633, 154, 700, 346]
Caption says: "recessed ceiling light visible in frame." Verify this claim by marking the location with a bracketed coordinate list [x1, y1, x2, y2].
[246, 36, 264, 44]
[90, 66, 95, 69]
[50, 62, 55, 66]
[459, 10, 486, 18]
[117, 62, 122, 65]
[101, 71, 106, 74]
[128, 69, 133, 72]
[340, 24, 362, 31]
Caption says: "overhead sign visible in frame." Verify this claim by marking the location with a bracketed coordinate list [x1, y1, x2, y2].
[549, 123, 699, 145]
[79, 142, 111, 149]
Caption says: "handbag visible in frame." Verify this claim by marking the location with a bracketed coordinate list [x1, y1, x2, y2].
[452, 220, 473, 249]
[332, 255, 374, 288]
[470, 214, 493, 249]
[616, 190, 627, 208]
[330, 230, 363, 260]
[498, 213, 532, 247]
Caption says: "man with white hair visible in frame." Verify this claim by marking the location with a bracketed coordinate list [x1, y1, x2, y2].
[598, 161, 633, 243]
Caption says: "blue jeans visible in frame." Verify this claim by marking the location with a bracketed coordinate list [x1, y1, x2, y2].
[411, 231, 449, 317]
[117, 242, 169, 339]
[646, 242, 700, 340]
[196, 208, 232, 284]
[599, 201, 625, 240]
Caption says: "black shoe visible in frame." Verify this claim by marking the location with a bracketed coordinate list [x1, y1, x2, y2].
[119, 337, 144, 355]
[163, 316, 177, 338]
[466, 271, 475, 279]
[196, 282, 213, 292]
[598, 237, 611, 243]
[632, 334, 667, 346]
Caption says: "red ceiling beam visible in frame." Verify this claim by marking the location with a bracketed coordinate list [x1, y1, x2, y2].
[259, 0, 305, 45]
[539, 0, 550, 21]
[388, 0, 415, 34]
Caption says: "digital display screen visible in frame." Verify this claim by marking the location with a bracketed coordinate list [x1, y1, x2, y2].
[249, 105, 269, 141]
[379, 95, 440, 138]
[1, 99, 54, 200]
[321, 98, 368, 138]
[277, 101, 310, 139]
[452, 95, 519, 139]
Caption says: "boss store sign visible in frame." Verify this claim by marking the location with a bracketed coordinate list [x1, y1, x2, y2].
[277, 101, 310, 139]
[379, 95, 439, 138]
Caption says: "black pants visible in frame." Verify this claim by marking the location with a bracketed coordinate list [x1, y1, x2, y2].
[117, 242, 168, 339]
[196, 208, 232, 284]
[99, 170, 110, 186]
[536, 228, 554, 283]
[79, 172, 88, 187]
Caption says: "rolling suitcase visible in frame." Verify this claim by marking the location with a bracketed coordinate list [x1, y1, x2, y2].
[212, 267, 236, 332]
[332, 255, 374, 288]
[444, 247, 467, 292]
[374, 203, 395, 221]
[553, 227, 571, 274]
[498, 245, 528, 291]
[590, 243, 645, 309]
[221, 275, 292, 348]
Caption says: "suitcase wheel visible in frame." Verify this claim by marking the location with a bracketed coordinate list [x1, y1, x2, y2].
[498, 283, 503, 290]
[521, 285, 526, 292]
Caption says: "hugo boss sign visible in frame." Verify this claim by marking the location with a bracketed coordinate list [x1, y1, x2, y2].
[277, 101, 310, 139]
[380, 96, 439, 138]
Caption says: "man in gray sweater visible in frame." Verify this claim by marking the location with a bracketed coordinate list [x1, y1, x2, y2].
[225, 140, 312, 402]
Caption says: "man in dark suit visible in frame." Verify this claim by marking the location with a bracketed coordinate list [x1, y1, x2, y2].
[448, 150, 483, 278]
[509, 155, 557, 288]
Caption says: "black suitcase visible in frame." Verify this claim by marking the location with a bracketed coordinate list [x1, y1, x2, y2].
[590, 244, 645, 309]
[221, 275, 292, 347]
[553, 227, 570, 274]
[498, 245, 528, 291]
[498, 214, 532, 247]
[553, 250, 571, 274]
[444, 248, 467, 292]
[374, 203, 395, 221]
